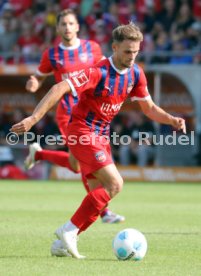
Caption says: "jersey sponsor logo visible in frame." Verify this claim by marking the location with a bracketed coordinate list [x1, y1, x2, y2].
[67, 70, 84, 78]
[95, 151, 106, 162]
[62, 69, 83, 80]
[100, 102, 123, 115]
[62, 70, 86, 81]
[79, 53, 88, 63]
[72, 72, 89, 87]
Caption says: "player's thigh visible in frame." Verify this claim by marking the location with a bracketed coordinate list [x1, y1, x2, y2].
[87, 178, 101, 191]
[68, 133, 113, 178]
[93, 164, 123, 198]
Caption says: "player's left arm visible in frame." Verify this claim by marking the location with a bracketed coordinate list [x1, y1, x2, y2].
[130, 66, 186, 134]
[139, 98, 186, 134]
[10, 80, 72, 134]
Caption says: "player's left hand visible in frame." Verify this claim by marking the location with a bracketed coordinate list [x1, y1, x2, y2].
[172, 117, 186, 134]
[10, 116, 35, 135]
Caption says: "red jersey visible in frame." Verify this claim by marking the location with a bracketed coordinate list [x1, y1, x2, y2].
[36, 39, 103, 125]
[66, 57, 151, 136]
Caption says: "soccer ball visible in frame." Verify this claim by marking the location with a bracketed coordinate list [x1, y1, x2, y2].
[112, 228, 147, 261]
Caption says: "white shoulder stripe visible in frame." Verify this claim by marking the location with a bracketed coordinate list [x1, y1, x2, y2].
[131, 95, 151, 102]
[65, 79, 77, 97]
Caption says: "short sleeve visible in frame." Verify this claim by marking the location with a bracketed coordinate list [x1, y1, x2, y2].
[129, 66, 151, 101]
[65, 67, 102, 97]
[37, 49, 53, 76]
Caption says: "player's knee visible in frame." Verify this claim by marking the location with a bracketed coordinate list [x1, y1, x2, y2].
[108, 176, 123, 198]
[71, 164, 81, 174]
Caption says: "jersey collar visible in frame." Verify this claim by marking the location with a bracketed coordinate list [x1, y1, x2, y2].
[109, 56, 128, 75]
[59, 39, 81, 50]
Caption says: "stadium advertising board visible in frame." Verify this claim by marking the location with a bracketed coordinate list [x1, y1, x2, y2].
[50, 166, 201, 183]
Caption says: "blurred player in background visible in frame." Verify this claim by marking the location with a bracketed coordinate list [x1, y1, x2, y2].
[11, 22, 186, 259]
[25, 9, 125, 224]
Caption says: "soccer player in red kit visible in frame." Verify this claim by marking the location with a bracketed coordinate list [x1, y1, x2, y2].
[11, 22, 186, 259]
[25, 9, 125, 224]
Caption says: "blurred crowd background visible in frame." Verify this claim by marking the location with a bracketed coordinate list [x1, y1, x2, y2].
[0, 0, 201, 64]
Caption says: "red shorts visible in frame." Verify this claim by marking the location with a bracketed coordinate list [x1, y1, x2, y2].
[67, 131, 114, 178]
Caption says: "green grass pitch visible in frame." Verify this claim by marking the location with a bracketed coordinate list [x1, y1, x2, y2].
[0, 180, 201, 276]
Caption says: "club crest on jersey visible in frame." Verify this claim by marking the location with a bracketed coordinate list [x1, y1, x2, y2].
[127, 82, 134, 94]
[72, 72, 89, 87]
[79, 53, 88, 62]
[95, 151, 106, 162]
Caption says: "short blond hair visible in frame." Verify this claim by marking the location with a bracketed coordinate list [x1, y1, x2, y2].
[112, 22, 143, 43]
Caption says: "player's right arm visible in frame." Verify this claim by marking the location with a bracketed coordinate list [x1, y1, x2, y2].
[11, 67, 101, 134]
[11, 80, 72, 134]
[26, 49, 53, 93]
